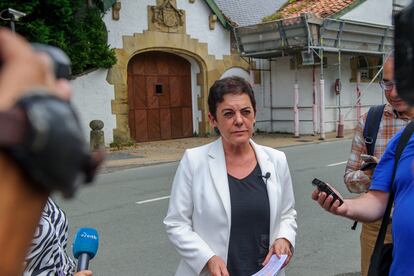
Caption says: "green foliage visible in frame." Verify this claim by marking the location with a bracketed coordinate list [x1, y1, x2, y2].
[262, 12, 284, 22]
[262, 0, 310, 22]
[0, 0, 116, 76]
[287, 6, 299, 13]
[109, 139, 135, 150]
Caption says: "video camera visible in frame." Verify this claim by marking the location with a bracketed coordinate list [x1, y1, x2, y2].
[395, 2, 414, 106]
[0, 42, 71, 79]
[31, 43, 72, 79]
[0, 42, 104, 198]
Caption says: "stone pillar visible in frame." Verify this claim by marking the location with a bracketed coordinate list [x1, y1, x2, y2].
[90, 120, 105, 150]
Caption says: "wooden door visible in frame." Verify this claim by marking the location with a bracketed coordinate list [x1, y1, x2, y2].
[127, 51, 193, 142]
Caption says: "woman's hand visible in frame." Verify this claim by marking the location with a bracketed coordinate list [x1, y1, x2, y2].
[207, 255, 229, 276]
[74, 270, 93, 276]
[262, 238, 293, 269]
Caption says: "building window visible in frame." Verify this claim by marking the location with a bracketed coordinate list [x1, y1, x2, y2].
[350, 55, 382, 82]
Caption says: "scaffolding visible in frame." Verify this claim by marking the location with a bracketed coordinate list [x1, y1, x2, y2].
[234, 14, 394, 139]
[234, 14, 392, 58]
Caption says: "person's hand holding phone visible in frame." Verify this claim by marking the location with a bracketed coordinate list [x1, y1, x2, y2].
[311, 178, 348, 216]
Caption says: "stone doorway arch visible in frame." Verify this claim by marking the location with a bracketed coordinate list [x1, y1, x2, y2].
[107, 31, 249, 143]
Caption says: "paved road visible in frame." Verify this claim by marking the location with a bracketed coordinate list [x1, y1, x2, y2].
[56, 139, 361, 276]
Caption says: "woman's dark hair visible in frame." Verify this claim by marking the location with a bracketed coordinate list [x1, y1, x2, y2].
[208, 76, 256, 118]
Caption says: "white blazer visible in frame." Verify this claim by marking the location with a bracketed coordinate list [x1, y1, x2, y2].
[164, 138, 297, 276]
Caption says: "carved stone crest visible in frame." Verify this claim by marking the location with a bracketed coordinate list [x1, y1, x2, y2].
[149, 0, 185, 33]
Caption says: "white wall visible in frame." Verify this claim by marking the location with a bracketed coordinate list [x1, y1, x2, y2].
[71, 70, 116, 146]
[177, 0, 230, 59]
[340, 0, 393, 26]
[255, 53, 385, 135]
[103, 0, 231, 59]
[103, 0, 154, 48]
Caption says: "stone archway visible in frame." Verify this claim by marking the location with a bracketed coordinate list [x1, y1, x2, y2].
[127, 51, 193, 142]
[107, 31, 249, 143]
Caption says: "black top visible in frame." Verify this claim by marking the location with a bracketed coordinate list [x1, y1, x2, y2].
[227, 163, 270, 276]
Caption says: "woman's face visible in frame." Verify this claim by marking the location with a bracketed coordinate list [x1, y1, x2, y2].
[209, 93, 256, 147]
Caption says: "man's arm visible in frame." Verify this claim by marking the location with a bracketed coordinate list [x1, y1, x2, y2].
[311, 188, 389, 223]
[344, 116, 373, 193]
[343, 190, 389, 222]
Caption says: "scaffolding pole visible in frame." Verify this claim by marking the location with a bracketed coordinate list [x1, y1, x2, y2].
[269, 58, 274, 132]
[294, 82, 300, 138]
[336, 51, 344, 138]
[312, 65, 318, 135]
[294, 58, 300, 137]
[319, 48, 325, 140]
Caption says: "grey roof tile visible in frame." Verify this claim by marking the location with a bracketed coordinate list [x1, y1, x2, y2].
[213, 0, 286, 26]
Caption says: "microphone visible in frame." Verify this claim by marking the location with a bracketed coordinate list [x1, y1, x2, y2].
[259, 172, 271, 180]
[72, 228, 99, 272]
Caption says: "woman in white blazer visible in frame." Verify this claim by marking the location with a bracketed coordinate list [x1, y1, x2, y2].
[164, 76, 297, 276]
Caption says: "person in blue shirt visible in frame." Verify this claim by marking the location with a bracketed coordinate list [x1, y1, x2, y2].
[312, 125, 414, 275]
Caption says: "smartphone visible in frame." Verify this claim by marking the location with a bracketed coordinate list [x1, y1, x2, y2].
[361, 154, 378, 163]
[312, 178, 344, 206]
[360, 154, 378, 171]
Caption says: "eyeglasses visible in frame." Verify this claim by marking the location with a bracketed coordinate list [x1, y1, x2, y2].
[379, 80, 395, 92]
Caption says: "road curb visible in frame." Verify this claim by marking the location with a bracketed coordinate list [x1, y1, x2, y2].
[101, 136, 353, 173]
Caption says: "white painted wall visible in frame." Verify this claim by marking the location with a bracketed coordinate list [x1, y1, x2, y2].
[103, 0, 154, 48]
[72, 0, 233, 144]
[70, 69, 116, 146]
[103, 0, 231, 59]
[340, 0, 393, 26]
[176, 0, 230, 59]
[255, 53, 386, 135]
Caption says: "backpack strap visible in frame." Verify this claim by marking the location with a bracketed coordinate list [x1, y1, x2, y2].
[363, 104, 386, 156]
[352, 104, 386, 230]
[368, 120, 414, 275]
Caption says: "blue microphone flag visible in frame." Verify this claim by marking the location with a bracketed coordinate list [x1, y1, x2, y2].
[72, 227, 99, 259]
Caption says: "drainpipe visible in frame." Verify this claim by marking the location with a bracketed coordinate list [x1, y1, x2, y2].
[312, 65, 318, 135]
